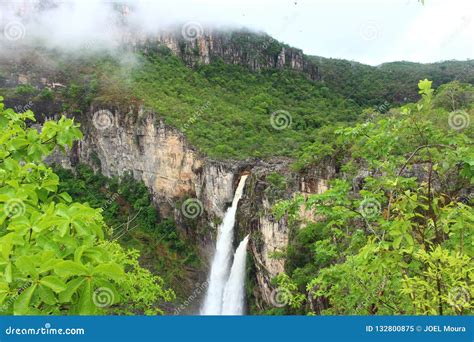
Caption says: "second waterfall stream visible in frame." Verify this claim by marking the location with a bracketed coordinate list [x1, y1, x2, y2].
[201, 175, 249, 315]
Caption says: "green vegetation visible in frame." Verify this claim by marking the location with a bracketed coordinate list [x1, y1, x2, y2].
[55, 164, 201, 299]
[0, 100, 174, 315]
[0, 31, 472, 316]
[131, 52, 359, 159]
[272, 80, 473, 315]
[310, 58, 473, 106]
[1, 32, 471, 161]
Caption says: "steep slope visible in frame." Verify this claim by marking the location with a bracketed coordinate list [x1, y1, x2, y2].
[1, 29, 472, 160]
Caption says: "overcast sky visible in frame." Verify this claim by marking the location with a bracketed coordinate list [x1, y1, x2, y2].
[156, 0, 473, 65]
[1, 0, 472, 65]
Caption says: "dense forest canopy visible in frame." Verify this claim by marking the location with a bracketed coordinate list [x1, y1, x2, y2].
[1, 31, 472, 160]
[272, 80, 473, 315]
[0, 27, 472, 317]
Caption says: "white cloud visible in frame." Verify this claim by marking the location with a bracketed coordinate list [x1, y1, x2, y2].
[0, 0, 471, 64]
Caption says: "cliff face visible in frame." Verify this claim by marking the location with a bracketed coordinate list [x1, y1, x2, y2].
[66, 109, 239, 244]
[48, 106, 334, 308]
[237, 161, 335, 310]
[134, 29, 320, 80]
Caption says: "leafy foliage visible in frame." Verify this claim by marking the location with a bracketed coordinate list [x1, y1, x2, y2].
[0, 35, 472, 161]
[54, 164, 201, 299]
[0, 101, 174, 315]
[273, 81, 473, 315]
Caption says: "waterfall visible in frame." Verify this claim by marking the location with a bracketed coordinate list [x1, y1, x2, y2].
[221, 235, 249, 315]
[201, 175, 248, 315]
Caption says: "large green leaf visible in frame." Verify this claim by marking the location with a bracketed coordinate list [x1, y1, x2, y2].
[59, 277, 86, 303]
[39, 275, 67, 293]
[77, 279, 95, 315]
[54, 261, 88, 278]
[92, 263, 124, 281]
[13, 283, 37, 315]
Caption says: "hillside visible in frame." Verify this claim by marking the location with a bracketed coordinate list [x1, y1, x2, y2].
[0, 30, 472, 160]
[0, 15, 473, 319]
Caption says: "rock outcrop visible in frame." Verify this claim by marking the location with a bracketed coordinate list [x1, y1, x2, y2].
[236, 160, 335, 310]
[45, 106, 335, 308]
[132, 29, 320, 80]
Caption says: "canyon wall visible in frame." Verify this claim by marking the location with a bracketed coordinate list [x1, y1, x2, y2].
[49, 108, 335, 309]
[131, 29, 320, 80]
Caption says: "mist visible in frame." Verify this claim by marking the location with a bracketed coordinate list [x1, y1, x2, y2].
[0, 1, 202, 52]
[0, 0, 472, 65]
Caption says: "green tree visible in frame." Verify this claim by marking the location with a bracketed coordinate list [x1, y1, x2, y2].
[0, 99, 174, 315]
[274, 80, 473, 315]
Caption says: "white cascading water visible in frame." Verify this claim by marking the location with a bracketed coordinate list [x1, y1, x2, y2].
[201, 175, 248, 315]
[221, 234, 249, 315]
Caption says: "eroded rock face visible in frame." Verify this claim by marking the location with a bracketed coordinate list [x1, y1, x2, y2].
[134, 30, 319, 79]
[49, 108, 336, 309]
[89, 114, 201, 204]
[237, 162, 335, 310]
[71, 110, 238, 223]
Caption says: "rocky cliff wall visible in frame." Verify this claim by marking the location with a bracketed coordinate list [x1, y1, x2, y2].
[46, 106, 335, 308]
[131, 29, 320, 80]
[236, 160, 335, 310]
